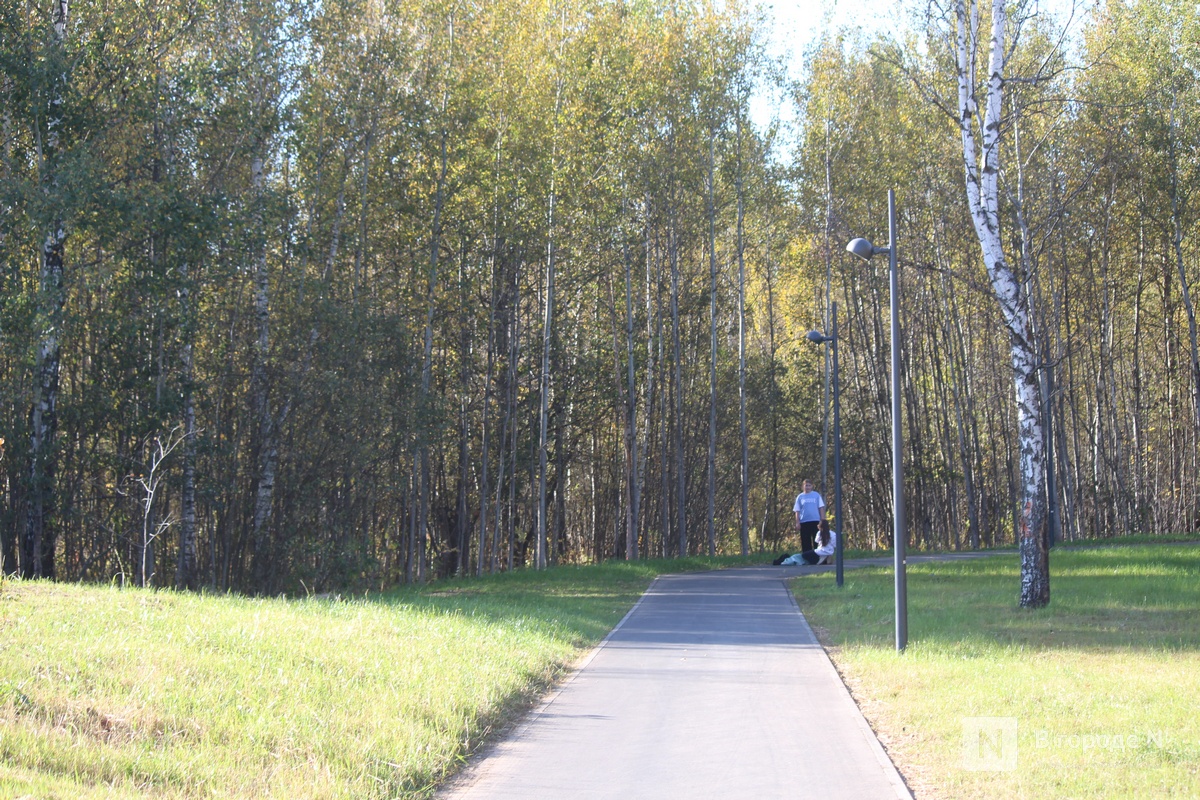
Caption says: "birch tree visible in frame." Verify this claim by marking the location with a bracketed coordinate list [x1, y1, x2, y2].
[705, 131, 718, 558]
[536, 57, 563, 571]
[735, 109, 750, 557]
[953, 0, 1050, 606]
[24, 0, 70, 579]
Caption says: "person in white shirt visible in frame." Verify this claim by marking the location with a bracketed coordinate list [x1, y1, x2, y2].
[774, 520, 837, 566]
[792, 479, 826, 553]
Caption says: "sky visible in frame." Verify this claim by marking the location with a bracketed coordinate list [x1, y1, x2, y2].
[763, 0, 896, 60]
[749, 0, 896, 134]
[749, 0, 1095, 140]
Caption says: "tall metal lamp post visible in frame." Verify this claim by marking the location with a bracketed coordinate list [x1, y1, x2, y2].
[846, 189, 907, 652]
[807, 302, 842, 588]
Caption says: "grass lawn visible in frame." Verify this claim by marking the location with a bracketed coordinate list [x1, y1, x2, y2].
[0, 554, 760, 799]
[790, 544, 1200, 799]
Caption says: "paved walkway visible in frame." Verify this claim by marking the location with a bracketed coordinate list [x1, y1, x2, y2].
[439, 564, 914, 800]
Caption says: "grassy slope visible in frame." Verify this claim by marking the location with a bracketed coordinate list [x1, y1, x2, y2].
[0, 556, 751, 799]
[791, 545, 1200, 799]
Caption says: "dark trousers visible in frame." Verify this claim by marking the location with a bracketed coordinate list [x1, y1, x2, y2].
[799, 520, 818, 553]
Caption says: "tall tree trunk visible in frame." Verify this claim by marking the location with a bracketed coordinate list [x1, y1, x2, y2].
[624, 201, 641, 561]
[609, 199, 642, 561]
[763, 246, 780, 549]
[536, 177, 556, 570]
[24, 0, 70, 580]
[821, 118, 834, 494]
[26, 239, 64, 580]
[955, 0, 1049, 606]
[654, 217, 670, 558]
[553, 350, 570, 563]
[706, 133, 718, 557]
[416, 11, 458, 582]
[669, 208, 686, 558]
[455, 243, 471, 576]
[647, 199, 668, 558]
[176, 263, 199, 590]
[418, 125, 448, 584]
[478, 251, 498, 577]
[537, 67, 564, 569]
[945, 275, 981, 549]
[248, 146, 279, 592]
[735, 114, 749, 556]
[495, 258, 520, 573]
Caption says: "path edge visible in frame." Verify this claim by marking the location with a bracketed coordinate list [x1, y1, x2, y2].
[436, 575, 661, 797]
[783, 581, 915, 800]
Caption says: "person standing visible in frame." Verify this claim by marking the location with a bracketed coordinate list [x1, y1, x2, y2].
[793, 479, 825, 553]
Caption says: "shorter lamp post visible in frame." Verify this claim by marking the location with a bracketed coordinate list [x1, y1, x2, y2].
[847, 188, 907, 653]
[807, 301, 842, 588]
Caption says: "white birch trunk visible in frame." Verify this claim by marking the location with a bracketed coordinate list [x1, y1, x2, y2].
[623, 199, 641, 560]
[418, 125, 448, 583]
[537, 72, 564, 570]
[455, 249, 471, 575]
[955, 0, 1049, 606]
[496, 263, 521, 573]
[248, 148, 279, 590]
[176, 263, 198, 589]
[670, 213, 686, 557]
[24, 0, 70, 579]
[504, 266, 522, 571]
[478, 253, 497, 576]
[27, 231, 64, 580]
[706, 134, 718, 557]
[736, 115, 749, 557]
[536, 177, 556, 570]
[762, 246, 781, 547]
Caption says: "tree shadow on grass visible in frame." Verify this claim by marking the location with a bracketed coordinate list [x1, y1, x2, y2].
[795, 546, 1200, 654]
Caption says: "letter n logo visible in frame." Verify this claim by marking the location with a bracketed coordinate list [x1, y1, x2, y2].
[962, 717, 1018, 771]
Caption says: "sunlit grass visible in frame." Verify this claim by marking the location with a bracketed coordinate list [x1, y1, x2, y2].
[10, 544, 1196, 799]
[0, 554, 755, 799]
[791, 545, 1200, 799]
[1, 585, 552, 798]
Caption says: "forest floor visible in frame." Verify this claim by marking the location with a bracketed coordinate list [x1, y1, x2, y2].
[792, 542, 1200, 799]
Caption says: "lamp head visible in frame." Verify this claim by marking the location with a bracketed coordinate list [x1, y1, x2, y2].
[846, 237, 878, 261]
[806, 330, 832, 345]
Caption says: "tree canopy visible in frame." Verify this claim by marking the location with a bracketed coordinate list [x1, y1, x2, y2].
[1, 0, 1195, 596]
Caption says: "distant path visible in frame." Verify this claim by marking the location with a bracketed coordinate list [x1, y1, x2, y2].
[439, 565, 912, 800]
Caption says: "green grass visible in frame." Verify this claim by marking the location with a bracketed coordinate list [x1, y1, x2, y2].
[8, 543, 1198, 799]
[0, 555, 753, 799]
[790, 545, 1200, 799]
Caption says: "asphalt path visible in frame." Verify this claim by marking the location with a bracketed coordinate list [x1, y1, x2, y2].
[439, 563, 916, 800]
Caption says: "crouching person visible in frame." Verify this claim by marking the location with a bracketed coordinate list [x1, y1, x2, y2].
[773, 520, 837, 566]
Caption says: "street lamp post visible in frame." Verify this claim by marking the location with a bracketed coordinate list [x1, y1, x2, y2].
[807, 302, 842, 588]
[847, 189, 907, 653]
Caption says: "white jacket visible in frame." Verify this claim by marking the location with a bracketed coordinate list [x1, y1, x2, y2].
[814, 531, 838, 558]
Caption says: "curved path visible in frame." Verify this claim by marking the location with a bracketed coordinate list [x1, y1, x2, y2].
[439, 564, 914, 800]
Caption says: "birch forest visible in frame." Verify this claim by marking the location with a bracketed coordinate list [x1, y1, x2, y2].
[1, 0, 1196, 595]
